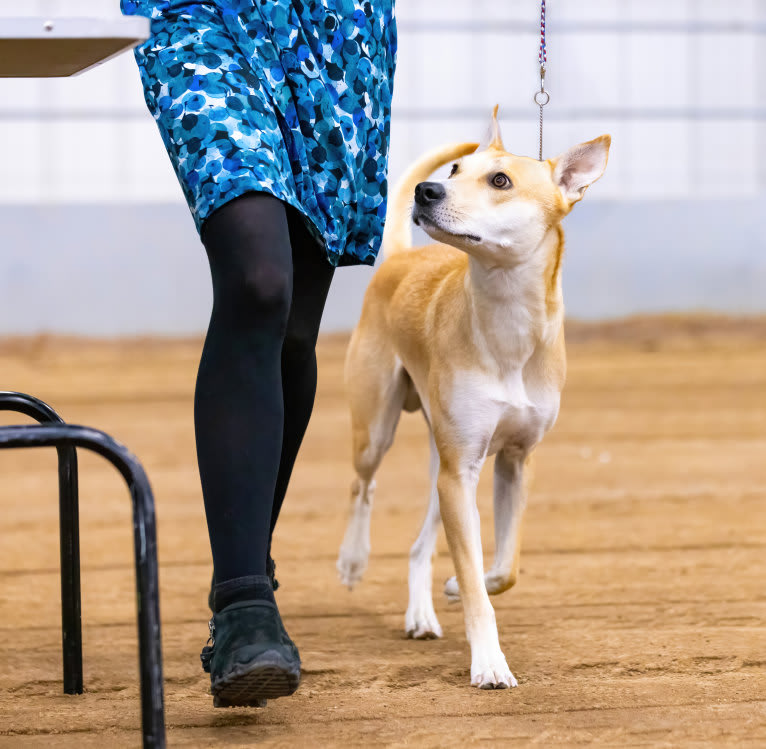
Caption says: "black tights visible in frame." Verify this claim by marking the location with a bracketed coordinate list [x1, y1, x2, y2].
[196, 192, 334, 610]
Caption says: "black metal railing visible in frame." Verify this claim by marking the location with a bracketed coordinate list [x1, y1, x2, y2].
[0, 394, 165, 748]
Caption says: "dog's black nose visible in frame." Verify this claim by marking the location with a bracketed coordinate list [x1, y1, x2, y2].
[414, 181, 445, 207]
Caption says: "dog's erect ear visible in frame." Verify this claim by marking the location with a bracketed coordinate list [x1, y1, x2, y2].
[478, 104, 505, 151]
[551, 135, 611, 204]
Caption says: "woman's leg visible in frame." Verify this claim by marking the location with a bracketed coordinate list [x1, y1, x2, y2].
[269, 212, 335, 545]
[195, 192, 294, 608]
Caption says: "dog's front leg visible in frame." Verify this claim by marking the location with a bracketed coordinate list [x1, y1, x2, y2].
[437, 451, 516, 689]
[443, 450, 531, 599]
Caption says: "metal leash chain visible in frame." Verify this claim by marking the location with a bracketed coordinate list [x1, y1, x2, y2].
[534, 0, 549, 160]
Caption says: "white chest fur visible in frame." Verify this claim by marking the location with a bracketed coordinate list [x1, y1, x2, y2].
[447, 368, 560, 458]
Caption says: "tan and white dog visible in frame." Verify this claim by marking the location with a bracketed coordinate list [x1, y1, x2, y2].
[336, 108, 610, 689]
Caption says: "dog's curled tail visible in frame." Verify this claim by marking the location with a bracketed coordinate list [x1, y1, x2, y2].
[381, 141, 480, 258]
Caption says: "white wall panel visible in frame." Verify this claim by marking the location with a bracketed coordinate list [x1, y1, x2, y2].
[625, 34, 692, 108]
[557, 1, 621, 22]
[118, 120, 184, 202]
[696, 0, 760, 21]
[46, 120, 120, 199]
[628, 120, 692, 197]
[696, 34, 758, 109]
[0, 0, 763, 205]
[552, 33, 623, 109]
[0, 0, 120, 17]
[0, 120, 44, 201]
[402, 0, 539, 23]
[697, 121, 759, 194]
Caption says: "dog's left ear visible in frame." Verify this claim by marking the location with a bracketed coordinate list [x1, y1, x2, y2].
[551, 135, 611, 205]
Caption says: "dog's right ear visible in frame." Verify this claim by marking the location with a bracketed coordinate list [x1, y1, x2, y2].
[551, 135, 611, 205]
[477, 104, 505, 151]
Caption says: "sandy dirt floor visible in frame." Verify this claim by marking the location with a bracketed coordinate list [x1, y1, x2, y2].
[1, 317, 765, 747]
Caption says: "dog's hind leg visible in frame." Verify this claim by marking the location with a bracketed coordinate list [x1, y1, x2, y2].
[405, 429, 443, 639]
[337, 353, 408, 589]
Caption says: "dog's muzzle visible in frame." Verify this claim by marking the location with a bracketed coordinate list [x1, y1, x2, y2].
[414, 181, 445, 207]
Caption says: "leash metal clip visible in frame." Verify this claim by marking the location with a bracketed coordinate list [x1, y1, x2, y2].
[534, 65, 550, 107]
[535, 64, 549, 160]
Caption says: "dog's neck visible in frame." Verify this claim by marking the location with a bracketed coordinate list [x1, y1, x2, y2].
[464, 226, 564, 367]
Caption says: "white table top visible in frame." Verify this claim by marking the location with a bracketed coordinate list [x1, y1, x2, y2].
[0, 16, 151, 77]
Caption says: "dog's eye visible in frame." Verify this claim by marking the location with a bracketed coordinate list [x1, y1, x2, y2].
[449, 164, 458, 178]
[490, 173, 512, 189]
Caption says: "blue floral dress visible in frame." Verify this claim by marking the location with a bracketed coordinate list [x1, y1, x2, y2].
[121, 1, 397, 266]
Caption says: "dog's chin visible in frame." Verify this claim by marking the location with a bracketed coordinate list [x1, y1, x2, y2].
[413, 213, 482, 246]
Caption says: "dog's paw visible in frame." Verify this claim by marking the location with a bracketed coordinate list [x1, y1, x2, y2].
[444, 572, 516, 600]
[470, 652, 517, 690]
[484, 569, 517, 596]
[405, 603, 443, 640]
[336, 545, 369, 589]
[443, 575, 461, 602]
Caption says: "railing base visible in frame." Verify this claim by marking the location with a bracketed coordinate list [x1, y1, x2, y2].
[0, 397, 166, 749]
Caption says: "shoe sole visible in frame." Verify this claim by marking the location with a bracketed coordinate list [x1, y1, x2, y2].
[212, 652, 301, 707]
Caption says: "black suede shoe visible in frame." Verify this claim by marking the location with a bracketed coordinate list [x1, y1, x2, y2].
[208, 556, 280, 611]
[200, 599, 301, 707]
